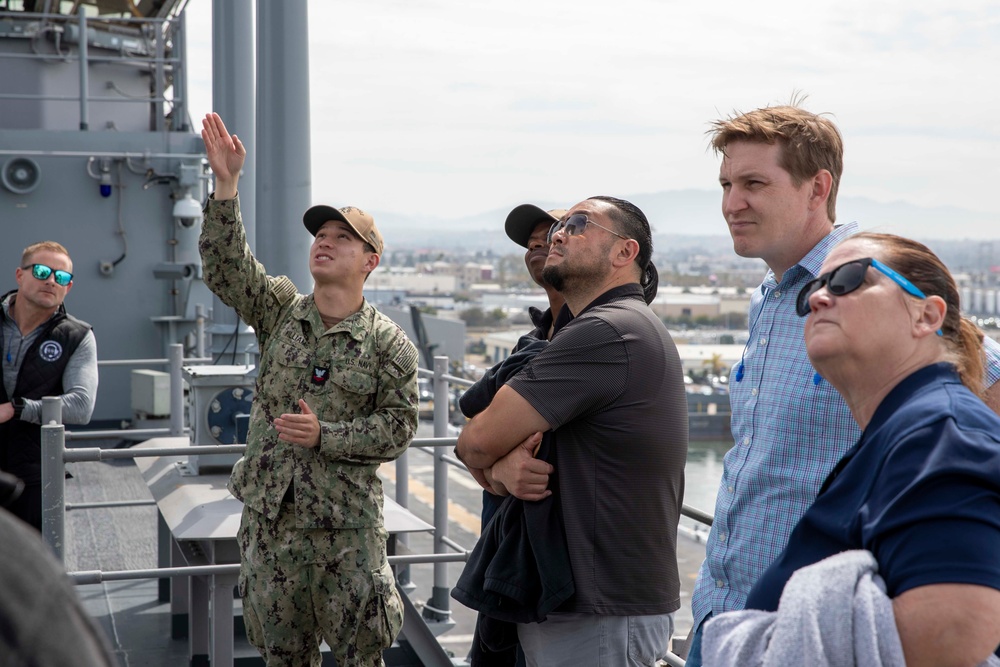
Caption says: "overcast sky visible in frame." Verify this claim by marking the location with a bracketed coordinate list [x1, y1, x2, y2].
[182, 1, 999, 223]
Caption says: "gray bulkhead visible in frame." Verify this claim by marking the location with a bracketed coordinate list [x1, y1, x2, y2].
[0, 1, 313, 424]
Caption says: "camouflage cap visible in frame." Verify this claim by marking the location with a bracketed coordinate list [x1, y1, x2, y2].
[303, 205, 384, 256]
[504, 204, 567, 249]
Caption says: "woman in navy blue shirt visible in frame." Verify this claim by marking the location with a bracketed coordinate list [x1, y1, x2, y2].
[741, 232, 1000, 666]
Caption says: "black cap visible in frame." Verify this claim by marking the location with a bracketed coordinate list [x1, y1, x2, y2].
[504, 204, 566, 248]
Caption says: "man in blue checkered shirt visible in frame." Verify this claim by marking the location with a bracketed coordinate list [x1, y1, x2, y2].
[683, 104, 1000, 666]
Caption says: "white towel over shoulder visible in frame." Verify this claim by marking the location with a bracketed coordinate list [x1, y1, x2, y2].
[701, 549, 1000, 667]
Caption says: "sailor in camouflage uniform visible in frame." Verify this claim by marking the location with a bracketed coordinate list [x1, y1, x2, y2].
[199, 113, 419, 667]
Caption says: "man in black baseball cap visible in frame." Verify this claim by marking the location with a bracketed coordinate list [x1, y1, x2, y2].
[458, 202, 568, 666]
[503, 204, 567, 338]
[504, 204, 565, 250]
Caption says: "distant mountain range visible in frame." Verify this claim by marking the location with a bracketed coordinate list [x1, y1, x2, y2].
[372, 189, 998, 253]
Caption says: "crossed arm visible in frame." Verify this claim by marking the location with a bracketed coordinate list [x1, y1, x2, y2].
[456, 385, 554, 500]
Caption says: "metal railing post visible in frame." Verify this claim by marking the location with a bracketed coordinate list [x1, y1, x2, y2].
[423, 356, 452, 622]
[41, 423, 67, 562]
[170, 12, 189, 131]
[152, 17, 166, 131]
[76, 6, 89, 130]
[41, 395, 62, 426]
[168, 342, 187, 602]
[395, 444, 411, 588]
[169, 344, 184, 437]
[195, 304, 207, 360]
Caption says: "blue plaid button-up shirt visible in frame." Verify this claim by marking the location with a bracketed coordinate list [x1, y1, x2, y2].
[691, 223, 861, 626]
[691, 222, 1000, 628]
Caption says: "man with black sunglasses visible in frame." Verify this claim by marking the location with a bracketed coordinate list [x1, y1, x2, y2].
[0, 241, 98, 531]
[457, 196, 688, 666]
[684, 103, 1000, 667]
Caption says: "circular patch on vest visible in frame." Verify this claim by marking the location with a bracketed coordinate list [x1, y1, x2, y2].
[39, 340, 63, 362]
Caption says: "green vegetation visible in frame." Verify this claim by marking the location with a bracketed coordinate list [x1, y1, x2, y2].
[661, 313, 747, 329]
[459, 307, 508, 328]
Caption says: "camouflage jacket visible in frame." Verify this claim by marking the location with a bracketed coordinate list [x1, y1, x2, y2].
[200, 195, 419, 530]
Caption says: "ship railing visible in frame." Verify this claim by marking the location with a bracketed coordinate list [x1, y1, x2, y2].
[0, 7, 188, 131]
[36, 346, 710, 666]
[33, 347, 476, 665]
[61, 346, 214, 442]
[411, 359, 708, 666]
[40, 422, 466, 667]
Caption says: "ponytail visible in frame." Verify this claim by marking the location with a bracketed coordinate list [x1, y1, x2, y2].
[642, 263, 659, 305]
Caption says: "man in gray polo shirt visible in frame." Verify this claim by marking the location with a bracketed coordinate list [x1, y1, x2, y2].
[457, 196, 689, 666]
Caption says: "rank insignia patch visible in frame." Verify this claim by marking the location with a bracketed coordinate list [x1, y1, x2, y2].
[311, 366, 329, 385]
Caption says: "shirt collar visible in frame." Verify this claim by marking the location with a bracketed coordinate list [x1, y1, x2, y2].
[865, 362, 960, 435]
[0, 289, 66, 324]
[577, 283, 644, 317]
[764, 222, 861, 289]
[552, 304, 574, 335]
[1, 291, 13, 319]
[293, 295, 373, 342]
[528, 304, 575, 339]
[528, 306, 551, 331]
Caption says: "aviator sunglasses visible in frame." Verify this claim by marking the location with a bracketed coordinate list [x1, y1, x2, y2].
[547, 214, 629, 244]
[796, 257, 928, 317]
[23, 263, 73, 287]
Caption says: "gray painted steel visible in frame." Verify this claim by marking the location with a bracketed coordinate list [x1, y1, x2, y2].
[0, 8, 209, 421]
[3, 5, 478, 664]
[212, 0, 257, 251]
[427, 357, 454, 624]
[212, 0, 258, 332]
[255, 0, 312, 292]
[41, 423, 65, 561]
[75, 7, 89, 130]
[399, 587, 462, 667]
[0, 128, 207, 421]
[42, 394, 62, 425]
[381, 305, 468, 369]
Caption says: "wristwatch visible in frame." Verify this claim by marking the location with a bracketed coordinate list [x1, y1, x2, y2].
[11, 397, 24, 420]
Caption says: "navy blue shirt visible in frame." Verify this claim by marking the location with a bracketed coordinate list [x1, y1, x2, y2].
[746, 363, 1000, 613]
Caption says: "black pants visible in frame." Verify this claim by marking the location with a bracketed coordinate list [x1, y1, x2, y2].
[9, 482, 41, 532]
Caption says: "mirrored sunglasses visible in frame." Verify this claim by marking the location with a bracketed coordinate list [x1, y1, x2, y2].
[24, 263, 73, 286]
[796, 257, 926, 317]
[547, 213, 628, 244]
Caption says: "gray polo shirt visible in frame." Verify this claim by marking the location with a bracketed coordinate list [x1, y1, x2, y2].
[508, 283, 689, 616]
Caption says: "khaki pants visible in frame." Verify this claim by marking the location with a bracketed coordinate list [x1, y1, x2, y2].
[237, 505, 403, 667]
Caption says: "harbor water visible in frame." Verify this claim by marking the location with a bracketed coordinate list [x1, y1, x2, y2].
[684, 438, 731, 519]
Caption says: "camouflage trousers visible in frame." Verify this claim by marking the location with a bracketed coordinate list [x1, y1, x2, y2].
[237, 505, 404, 667]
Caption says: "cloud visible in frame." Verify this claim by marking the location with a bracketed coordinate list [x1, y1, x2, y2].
[182, 0, 1000, 219]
